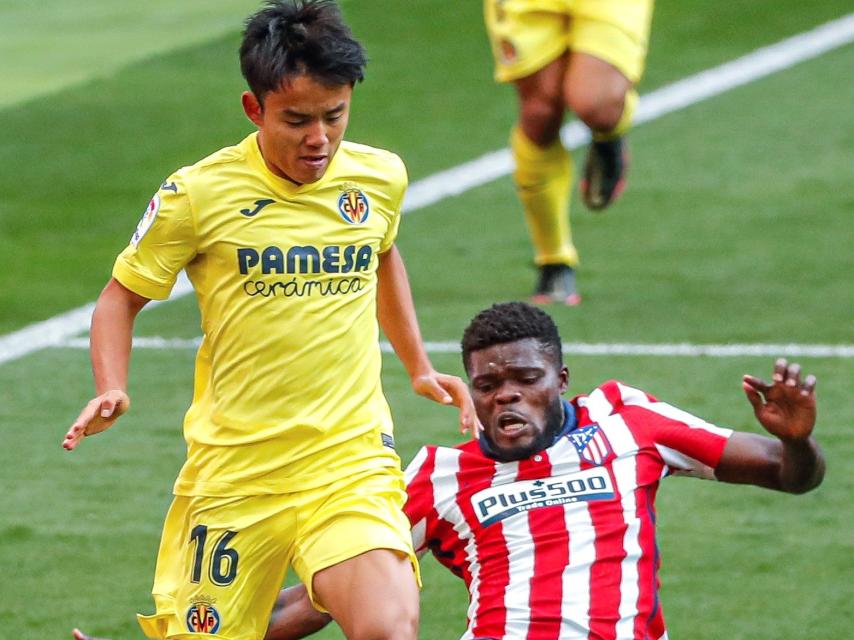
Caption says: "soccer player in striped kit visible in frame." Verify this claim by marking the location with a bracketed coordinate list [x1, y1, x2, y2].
[74, 301, 824, 640]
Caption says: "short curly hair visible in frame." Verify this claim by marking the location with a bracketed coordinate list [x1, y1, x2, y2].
[461, 302, 563, 373]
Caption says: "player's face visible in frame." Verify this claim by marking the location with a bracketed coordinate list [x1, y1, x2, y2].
[468, 338, 569, 462]
[242, 74, 352, 185]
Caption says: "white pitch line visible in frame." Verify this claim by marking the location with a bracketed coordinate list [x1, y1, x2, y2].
[402, 13, 854, 211]
[2, 12, 853, 367]
[57, 336, 854, 358]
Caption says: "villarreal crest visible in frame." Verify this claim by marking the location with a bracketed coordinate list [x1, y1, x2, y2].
[186, 598, 221, 634]
[338, 188, 370, 224]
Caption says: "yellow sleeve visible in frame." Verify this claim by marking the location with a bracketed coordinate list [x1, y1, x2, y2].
[379, 154, 408, 253]
[113, 174, 197, 300]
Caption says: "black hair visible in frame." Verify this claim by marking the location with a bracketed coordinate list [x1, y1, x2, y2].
[461, 302, 563, 373]
[240, 0, 367, 101]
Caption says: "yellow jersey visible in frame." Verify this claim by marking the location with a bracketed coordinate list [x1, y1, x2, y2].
[114, 132, 407, 496]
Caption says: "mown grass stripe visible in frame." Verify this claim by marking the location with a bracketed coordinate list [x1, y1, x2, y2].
[2, 12, 852, 366]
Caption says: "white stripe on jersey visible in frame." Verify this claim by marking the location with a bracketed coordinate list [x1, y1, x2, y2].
[552, 436, 595, 640]
[579, 385, 614, 423]
[405, 446, 430, 485]
[607, 416, 644, 639]
[616, 381, 733, 437]
[406, 447, 431, 552]
[495, 460, 533, 640]
[615, 381, 732, 478]
[580, 385, 649, 639]
[430, 449, 482, 637]
[410, 517, 427, 555]
[655, 444, 717, 480]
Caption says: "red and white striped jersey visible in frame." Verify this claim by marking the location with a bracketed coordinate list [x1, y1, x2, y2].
[404, 380, 733, 640]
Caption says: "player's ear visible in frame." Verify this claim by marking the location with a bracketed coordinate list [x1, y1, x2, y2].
[242, 91, 264, 127]
[559, 365, 569, 394]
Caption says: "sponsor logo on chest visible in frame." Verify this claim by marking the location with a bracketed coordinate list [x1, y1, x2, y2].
[471, 466, 615, 527]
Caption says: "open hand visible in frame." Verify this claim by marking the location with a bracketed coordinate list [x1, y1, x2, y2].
[411, 370, 483, 436]
[62, 390, 130, 451]
[742, 358, 816, 442]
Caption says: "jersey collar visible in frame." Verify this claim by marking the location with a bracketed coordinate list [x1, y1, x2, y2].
[244, 131, 339, 196]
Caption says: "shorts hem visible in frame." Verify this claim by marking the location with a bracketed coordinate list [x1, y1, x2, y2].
[298, 543, 421, 611]
[495, 44, 566, 83]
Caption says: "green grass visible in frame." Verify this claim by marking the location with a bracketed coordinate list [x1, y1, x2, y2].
[0, 0, 259, 107]
[1, 1, 852, 638]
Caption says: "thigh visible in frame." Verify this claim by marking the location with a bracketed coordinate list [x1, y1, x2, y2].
[165, 495, 296, 640]
[569, 0, 654, 84]
[513, 53, 568, 144]
[314, 549, 419, 639]
[292, 469, 418, 610]
[564, 50, 632, 116]
[484, 0, 571, 83]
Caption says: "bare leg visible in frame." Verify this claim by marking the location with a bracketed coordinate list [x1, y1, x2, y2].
[564, 52, 634, 210]
[514, 53, 566, 146]
[564, 51, 632, 135]
[312, 549, 418, 640]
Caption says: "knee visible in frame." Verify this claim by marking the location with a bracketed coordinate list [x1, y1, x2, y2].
[518, 95, 564, 146]
[567, 88, 626, 132]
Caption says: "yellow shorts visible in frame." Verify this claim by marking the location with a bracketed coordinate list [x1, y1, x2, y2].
[136, 468, 418, 640]
[484, 0, 654, 84]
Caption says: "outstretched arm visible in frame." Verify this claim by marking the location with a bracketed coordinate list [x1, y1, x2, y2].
[715, 358, 825, 493]
[62, 278, 150, 450]
[377, 245, 481, 435]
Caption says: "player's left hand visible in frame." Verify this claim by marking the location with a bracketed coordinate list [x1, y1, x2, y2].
[742, 358, 816, 442]
[412, 370, 483, 436]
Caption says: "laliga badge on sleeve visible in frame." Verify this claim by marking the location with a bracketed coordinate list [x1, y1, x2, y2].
[131, 193, 161, 246]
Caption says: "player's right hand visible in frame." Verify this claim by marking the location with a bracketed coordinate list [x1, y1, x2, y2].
[62, 390, 130, 451]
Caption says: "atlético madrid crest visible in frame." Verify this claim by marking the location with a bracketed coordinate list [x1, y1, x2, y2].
[568, 424, 613, 466]
[338, 188, 370, 224]
[186, 597, 221, 634]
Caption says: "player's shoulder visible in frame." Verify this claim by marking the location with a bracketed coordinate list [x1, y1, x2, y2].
[575, 379, 658, 412]
[182, 140, 247, 174]
[404, 441, 479, 476]
[339, 140, 403, 162]
[170, 135, 253, 185]
[338, 140, 406, 174]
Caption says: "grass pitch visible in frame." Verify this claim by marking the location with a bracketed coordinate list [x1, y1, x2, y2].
[1, 1, 852, 638]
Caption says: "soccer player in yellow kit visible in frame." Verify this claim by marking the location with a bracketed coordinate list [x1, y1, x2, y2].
[484, 0, 654, 304]
[62, 2, 478, 639]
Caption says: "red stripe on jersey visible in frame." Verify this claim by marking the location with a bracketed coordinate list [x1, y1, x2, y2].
[575, 402, 592, 426]
[407, 448, 472, 582]
[518, 452, 568, 640]
[580, 390, 626, 640]
[404, 447, 437, 542]
[624, 405, 729, 469]
[584, 471, 627, 639]
[632, 474, 663, 638]
[457, 452, 509, 638]
[598, 380, 625, 412]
